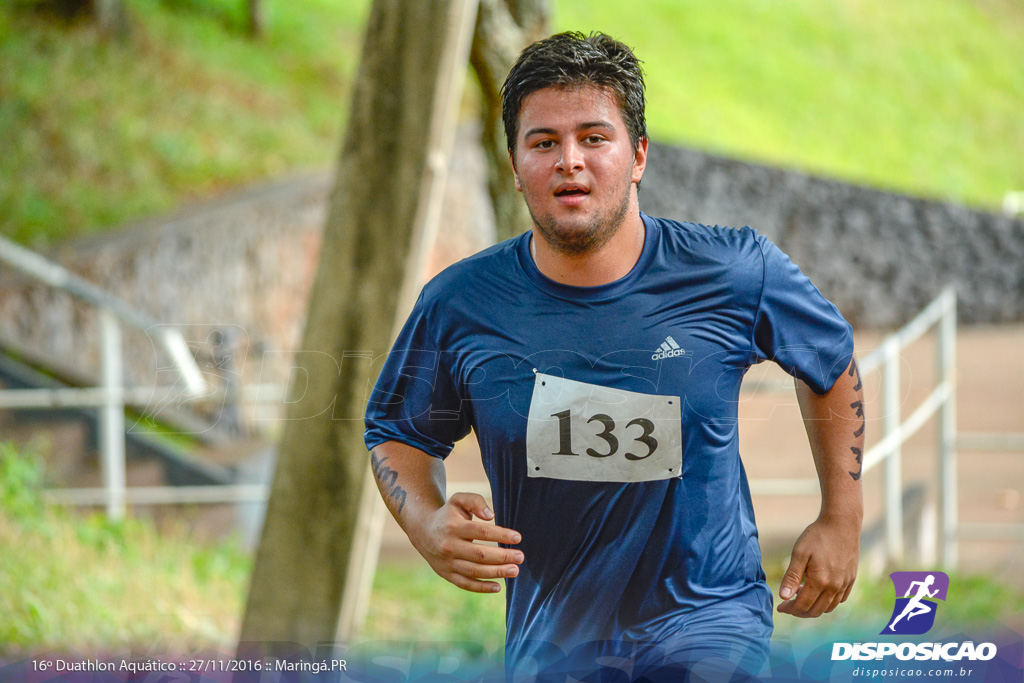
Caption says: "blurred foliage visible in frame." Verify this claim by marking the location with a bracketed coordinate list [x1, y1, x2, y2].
[0, 441, 45, 522]
[7, 0, 94, 21]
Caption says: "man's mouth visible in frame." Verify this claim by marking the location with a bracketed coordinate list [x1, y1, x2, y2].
[555, 185, 589, 197]
[554, 185, 590, 205]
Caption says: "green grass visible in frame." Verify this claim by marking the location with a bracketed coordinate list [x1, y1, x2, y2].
[0, 0, 369, 248]
[0, 439, 505, 656]
[1, 0, 1022, 248]
[0, 442, 251, 655]
[364, 561, 506, 655]
[555, 0, 1024, 208]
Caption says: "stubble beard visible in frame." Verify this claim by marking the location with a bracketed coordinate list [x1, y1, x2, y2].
[526, 184, 633, 257]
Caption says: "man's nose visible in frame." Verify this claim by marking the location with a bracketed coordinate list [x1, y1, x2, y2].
[555, 141, 584, 174]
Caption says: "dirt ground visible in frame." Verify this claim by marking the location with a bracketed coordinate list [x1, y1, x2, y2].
[376, 325, 1024, 589]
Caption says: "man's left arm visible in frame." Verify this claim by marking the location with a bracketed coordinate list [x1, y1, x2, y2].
[778, 357, 865, 618]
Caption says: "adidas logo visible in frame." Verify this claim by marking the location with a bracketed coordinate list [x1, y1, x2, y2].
[652, 335, 688, 360]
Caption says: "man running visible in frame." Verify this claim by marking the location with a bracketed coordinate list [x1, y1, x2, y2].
[365, 31, 865, 681]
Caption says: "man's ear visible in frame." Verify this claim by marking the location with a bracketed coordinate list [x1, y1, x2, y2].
[509, 150, 522, 192]
[632, 137, 649, 185]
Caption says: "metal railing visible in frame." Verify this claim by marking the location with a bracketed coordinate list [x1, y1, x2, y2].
[0, 234, 284, 518]
[749, 287, 1024, 569]
[864, 288, 957, 567]
[748, 288, 959, 567]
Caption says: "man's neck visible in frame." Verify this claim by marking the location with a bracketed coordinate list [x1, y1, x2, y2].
[530, 210, 646, 287]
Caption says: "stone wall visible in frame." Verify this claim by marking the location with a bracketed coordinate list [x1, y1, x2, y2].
[0, 174, 329, 402]
[0, 128, 495, 431]
[640, 143, 1024, 328]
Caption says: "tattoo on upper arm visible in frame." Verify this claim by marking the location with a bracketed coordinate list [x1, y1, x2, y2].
[371, 449, 407, 514]
[848, 359, 865, 481]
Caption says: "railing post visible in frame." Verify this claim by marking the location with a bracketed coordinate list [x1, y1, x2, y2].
[883, 336, 903, 564]
[99, 309, 126, 520]
[937, 288, 958, 569]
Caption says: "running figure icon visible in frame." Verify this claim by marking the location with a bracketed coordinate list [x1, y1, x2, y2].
[887, 574, 939, 632]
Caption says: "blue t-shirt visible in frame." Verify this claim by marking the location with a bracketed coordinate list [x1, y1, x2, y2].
[364, 214, 853, 675]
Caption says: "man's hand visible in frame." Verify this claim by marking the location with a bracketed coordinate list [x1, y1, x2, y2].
[777, 513, 859, 617]
[410, 492, 524, 594]
[370, 442, 525, 594]
[780, 357, 865, 618]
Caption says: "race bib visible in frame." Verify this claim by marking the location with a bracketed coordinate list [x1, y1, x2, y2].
[526, 372, 682, 482]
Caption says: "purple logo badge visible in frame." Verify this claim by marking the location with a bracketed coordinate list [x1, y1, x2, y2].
[882, 571, 950, 635]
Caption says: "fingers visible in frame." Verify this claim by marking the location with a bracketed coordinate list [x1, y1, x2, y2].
[779, 550, 807, 602]
[776, 516, 860, 617]
[803, 586, 837, 618]
[827, 589, 845, 613]
[779, 547, 858, 618]
[443, 572, 506, 594]
[458, 520, 521, 545]
[450, 558, 520, 580]
[427, 493, 525, 594]
[442, 512, 521, 546]
[441, 537, 523, 566]
[434, 542, 521, 594]
[438, 549, 522, 594]
[776, 589, 804, 616]
[449, 492, 494, 520]
[777, 573, 853, 618]
[778, 586, 846, 617]
[446, 492, 521, 544]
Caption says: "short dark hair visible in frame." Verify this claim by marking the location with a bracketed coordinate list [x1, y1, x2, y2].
[501, 31, 647, 157]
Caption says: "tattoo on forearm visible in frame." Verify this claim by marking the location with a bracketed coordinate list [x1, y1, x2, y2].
[851, 399, 865, 438]
[848, 360, 865, 481]
[849, 446, 863, 481]
[371, 450, 407, 514]
[848, 358, 863, 392]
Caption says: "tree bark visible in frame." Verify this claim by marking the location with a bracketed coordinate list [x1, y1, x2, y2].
[469, 0, 549, 242]
[237, 0, 477, 651]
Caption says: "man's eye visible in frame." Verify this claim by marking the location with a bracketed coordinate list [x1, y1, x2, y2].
[535, 140, 555, 149]
[584, 135, 605, 144]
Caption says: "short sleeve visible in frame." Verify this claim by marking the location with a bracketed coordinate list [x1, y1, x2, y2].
[751, 238, 854, 394]
[363, 292, 472, 458]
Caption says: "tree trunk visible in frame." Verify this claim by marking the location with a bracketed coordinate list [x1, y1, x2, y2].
[470, 0, 549, 242]
[237, 0, 478, 652]
[247, 0, 263, 38]
[94, 0, 128, 38]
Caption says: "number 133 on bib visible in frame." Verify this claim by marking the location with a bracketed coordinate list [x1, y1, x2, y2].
[525, 372, 683, 482]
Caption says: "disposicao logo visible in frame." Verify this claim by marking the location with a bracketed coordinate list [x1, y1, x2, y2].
[831, 571, 998, 663]
[882, 571, 949, 635]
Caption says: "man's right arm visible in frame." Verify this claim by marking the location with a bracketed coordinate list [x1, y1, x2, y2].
[369, 440, 524, 593]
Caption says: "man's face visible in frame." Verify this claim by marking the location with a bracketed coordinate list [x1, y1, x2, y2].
[510, 85, 647, 255]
